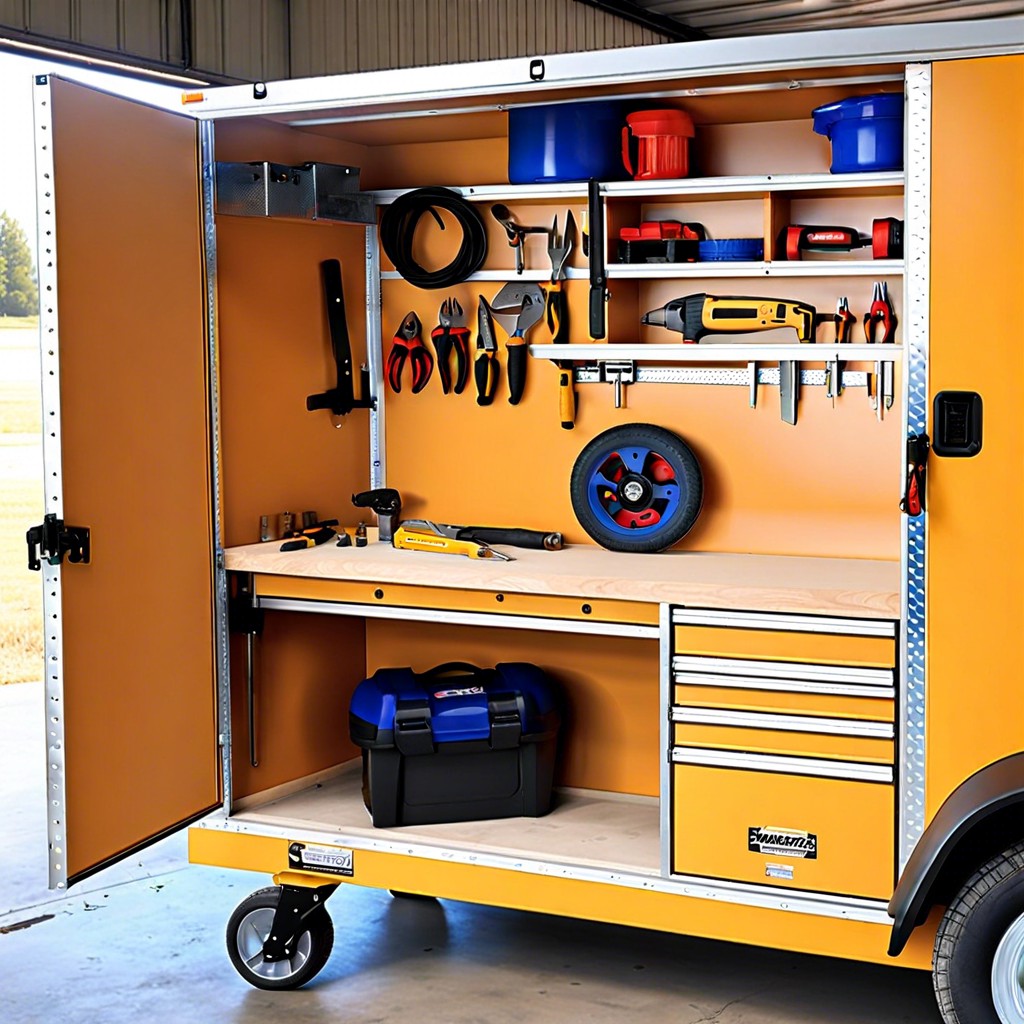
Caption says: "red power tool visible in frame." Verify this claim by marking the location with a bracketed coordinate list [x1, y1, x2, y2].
[780, 218, 903, 260]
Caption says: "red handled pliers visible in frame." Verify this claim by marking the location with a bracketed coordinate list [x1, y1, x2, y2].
[431, 297, 470, 395]
[864, 282, 897, 413]
[386, 311, 433, 394]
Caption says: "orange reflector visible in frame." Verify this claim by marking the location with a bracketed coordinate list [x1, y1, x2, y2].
[181, 92, 205, 105]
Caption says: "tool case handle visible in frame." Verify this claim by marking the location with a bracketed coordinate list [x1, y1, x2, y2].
[419, 662, 487, 681]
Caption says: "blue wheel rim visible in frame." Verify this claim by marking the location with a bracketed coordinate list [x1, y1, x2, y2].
[585, 444, 684, 540]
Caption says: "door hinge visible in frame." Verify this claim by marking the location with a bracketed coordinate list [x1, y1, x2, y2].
[26, 514, 91, 571]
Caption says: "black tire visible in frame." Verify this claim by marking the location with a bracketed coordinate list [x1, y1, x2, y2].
[933, 841, 1024, 1023]
[226, 886, 334, 991]
[570, 423, 703, 553]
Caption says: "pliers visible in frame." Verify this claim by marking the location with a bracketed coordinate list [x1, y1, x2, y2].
[864, 282, 897, 415]
[475, 295, 500, 406]
[546, 211, 577, 427]
[826, 296, 855, 401]
[431, 297, 470, 395]
[386, 311, 433, 394]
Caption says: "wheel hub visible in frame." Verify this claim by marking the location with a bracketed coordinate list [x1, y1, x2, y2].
[992, 910, 1024, 1023]
[618, 473, 653, 511]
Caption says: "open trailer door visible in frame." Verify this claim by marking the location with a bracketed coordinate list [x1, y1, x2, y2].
[28, 76, 220, 889]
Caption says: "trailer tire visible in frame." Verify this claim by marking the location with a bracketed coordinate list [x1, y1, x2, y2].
[934, 841, 1024, 1023]
[226, 886, 334, 990]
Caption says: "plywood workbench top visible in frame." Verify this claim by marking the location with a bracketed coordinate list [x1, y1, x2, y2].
[224, 539, 900, 619]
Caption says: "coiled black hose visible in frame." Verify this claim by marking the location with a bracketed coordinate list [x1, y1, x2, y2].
[380, 187, 488, 289]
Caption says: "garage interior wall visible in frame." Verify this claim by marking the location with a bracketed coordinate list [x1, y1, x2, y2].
[0, 0, 669, 81]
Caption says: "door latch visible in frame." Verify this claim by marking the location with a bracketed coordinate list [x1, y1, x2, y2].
[900, 433, 930, 517]
[26, 514, 91, 571]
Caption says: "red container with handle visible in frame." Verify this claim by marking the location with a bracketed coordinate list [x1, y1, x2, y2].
[621, 109, 695, 180]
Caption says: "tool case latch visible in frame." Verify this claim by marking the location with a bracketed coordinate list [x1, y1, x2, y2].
[488, 693, 524, 750]
[26, 514, 90, 572]
[395, 698, 436, 756]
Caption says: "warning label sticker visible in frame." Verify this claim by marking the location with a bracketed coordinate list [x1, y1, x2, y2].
[748, 826, 818, 860]
[288, 842, 354, 876]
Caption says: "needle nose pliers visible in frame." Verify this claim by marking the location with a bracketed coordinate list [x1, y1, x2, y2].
[386, 311, 433, 394]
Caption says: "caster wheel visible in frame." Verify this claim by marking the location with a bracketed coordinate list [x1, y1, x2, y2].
[570, 424, 703, 553]
[226, 886, 334, 990]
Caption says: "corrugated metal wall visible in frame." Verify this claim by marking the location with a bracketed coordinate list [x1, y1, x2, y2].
[0, 0, 186, 69]
[0, 0, 669, 82]
[288, 0, 668, 76]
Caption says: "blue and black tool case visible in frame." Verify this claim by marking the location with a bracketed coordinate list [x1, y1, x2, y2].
[349, 662, 561, 828]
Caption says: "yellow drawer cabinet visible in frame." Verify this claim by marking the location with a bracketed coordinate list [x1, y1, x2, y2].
[669, 608, 898, 901]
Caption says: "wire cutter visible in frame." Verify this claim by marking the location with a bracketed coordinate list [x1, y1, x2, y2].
[546, 212, 577, 428]
[431, 297, 470, 395]
[475, 295, 500, 406]
[864, 281, 897, 415]
[826, 296, 855, 401]
[386, 311, 433, 394]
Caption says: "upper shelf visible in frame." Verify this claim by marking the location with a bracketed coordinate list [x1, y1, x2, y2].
[372, 171, 905, 207]
[380, 260, 903, 282]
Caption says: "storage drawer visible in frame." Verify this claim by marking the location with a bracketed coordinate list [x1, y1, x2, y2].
[673, 683, 895, 722]
[672, 608, 896, 668]
[672, 709, 894, 764]
[672, 754, 895, 899]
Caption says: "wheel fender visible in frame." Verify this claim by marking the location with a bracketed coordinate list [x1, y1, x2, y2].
[889, 753, 1024, 956]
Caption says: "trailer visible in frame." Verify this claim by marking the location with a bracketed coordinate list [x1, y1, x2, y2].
[27, 16, 1024, 1022]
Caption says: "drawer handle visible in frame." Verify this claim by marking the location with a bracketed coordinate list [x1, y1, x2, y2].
[672, 608, 896, 637]
[672, 746, 893, 784]
[671, 707, 894, 739]
[673, 655, 894, 687]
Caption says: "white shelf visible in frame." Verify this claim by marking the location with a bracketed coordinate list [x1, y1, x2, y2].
[381, 268, 582, 282]
[608, 260, 903, 279]
[374, 183, 589, 205]
[372, 171, 905, 207]
[529, 343, 903, 363]
[603, 171, 905, 199]
[380, 261, 903, 283]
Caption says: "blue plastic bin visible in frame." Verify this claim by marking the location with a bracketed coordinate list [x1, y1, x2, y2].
[698, 238, 764, 262]
[509, 100, 630, 184]
[812, 93, 904, 174]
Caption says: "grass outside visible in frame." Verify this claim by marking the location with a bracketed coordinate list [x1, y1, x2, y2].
[1, 320, 43, 684]
[0, 387, 40, 435]
[1, 475, 42, 684]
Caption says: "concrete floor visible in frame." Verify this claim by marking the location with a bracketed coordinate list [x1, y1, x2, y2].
[0, 682, 941, 1024]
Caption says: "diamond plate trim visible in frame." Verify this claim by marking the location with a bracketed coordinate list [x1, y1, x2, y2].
[33, 76, 71, 891]
[900, 63, 931, 871]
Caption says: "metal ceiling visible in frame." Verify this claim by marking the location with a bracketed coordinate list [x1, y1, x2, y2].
[599, 0, 1024, 38]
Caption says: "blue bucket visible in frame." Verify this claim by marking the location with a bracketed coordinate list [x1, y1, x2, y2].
[812, 93, 904, 174]
[508, 101, 630, 184]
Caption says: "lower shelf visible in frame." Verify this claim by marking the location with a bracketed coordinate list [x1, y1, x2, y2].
[231, 760, 662, 875]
